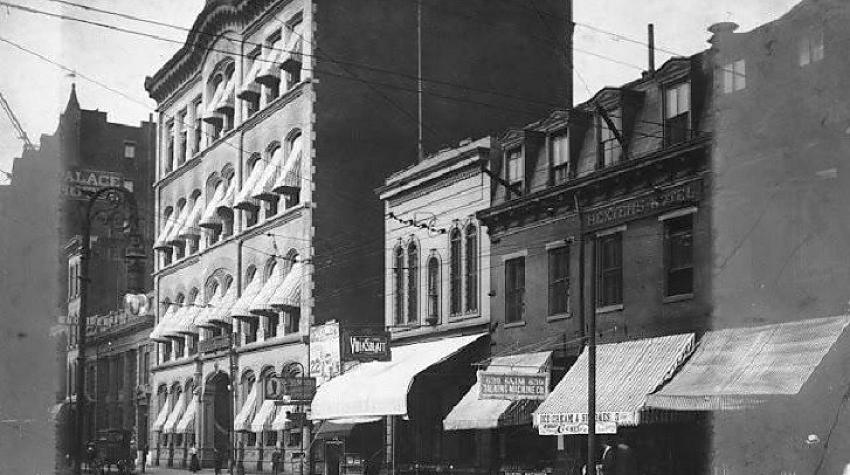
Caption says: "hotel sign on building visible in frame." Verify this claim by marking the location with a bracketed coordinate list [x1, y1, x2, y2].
[583, 179, 702, 231]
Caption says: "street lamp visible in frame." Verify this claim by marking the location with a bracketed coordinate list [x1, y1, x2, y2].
[74, 186, 143, 475]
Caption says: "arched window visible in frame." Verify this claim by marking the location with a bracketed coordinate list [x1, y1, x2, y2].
[449, 228, 462, 315]
[407, 242, 418, 323]
[240, 370, 256, 408]
[465, 224, 478, 312]
[394, 246, 405, 324]
[427, 255, 440, 323]
[279, 131, 302, 209]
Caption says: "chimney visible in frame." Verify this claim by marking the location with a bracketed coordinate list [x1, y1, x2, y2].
[647, 24, 656, 73]
[707, 21, 739, 46]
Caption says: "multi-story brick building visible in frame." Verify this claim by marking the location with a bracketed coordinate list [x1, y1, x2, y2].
[144, 0, 571, 472]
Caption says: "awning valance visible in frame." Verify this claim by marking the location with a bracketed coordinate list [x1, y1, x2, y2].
[214, 76, 235, 113]
[162, 304, 188, 338]
[163, 390, 187, 433]
[216, 184, 235, 213]
[199, 183, 227, 229]
[314, 421, 357, 438]
[202, 80, 226, 124]
[252, 148, 283, 201]
[251, 399, 279, 433]
[176, 397, 197, 434]
[310, 333, 487, 421]
[272, 138, 302, 194]
[234, 160, 266, 210]
[165, 204, 191, 246]
[230, 276, 265, 320]
[257, 40, 284, 85]
[176, 198, 205, 239]
[152, 392, 173, 432]
[534, 333, 695, 434]
[646, 316, 850, 411]
[280, 25, 304, 73]
[444, 351, 551, 431]
[271, 404, 297, 431]
[234, 384, 261, 432]
[260, 261, 304, 312]
[175, 302, 201, 336]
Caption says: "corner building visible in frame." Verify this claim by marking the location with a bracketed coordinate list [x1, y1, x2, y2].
[144, 0, 571, 471]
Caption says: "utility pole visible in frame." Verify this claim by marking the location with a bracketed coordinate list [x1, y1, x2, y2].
[74, 186, 142, 475]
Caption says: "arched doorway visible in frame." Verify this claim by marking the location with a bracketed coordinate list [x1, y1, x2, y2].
[204, 372, 232, 465]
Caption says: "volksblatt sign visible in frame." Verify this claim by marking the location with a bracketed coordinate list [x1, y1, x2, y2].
[341, 327, 391, 362]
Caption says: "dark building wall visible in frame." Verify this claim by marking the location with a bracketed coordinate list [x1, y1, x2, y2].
[312, 0, 571, 325]
[709, 0, 850, 328]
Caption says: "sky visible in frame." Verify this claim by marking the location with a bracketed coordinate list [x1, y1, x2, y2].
[0, 0, 801, 183]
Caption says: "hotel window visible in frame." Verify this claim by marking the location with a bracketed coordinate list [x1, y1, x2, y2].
[665, 214, 694, 297]
[449, 229, 463, 315]
[464, 225, 478, 312]
[548, 245, 570, 315]
[427, 256, 440, 323]
[596, 232, 623, 307]
[123, 141, 136, 160]
[407, 242, 418, 323]
[722, 59, 746, 93]
[394, 246, 405, 325]
[506, 148, 523, 196]
[599, 111, 621, 168]
[192, 97, 203, 154]
[799, 30, 824, 66]
[505, 257, 525, 323]
[664, 82, 691, 145]
[551, 133, 569, 184]
[165, 121, 175, 172]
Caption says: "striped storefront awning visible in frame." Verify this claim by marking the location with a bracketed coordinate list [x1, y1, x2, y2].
[272, 138, 302, 194]
[534, 333, 695, 434]
[251, 147, 282, 201]
[207, 282, 238, 327]
[176, 398, 197, 434]
[647, 316, 850, 411]
[195, 288, 223, 329]
[230, 276, 264, 321]
[270, 261, 303, 310]
[152, 392, 173, 433]
[444, 351, 552, 431]
[234, 384, 261, 432]
[176, 198, 205, 239]
[163, 390, 188, 434]
[234, 159, 266, 210]
[199, 183, 227, 229]
[250, 400, 279, 433]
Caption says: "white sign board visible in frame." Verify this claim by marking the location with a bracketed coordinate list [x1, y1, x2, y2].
[309, 321, 341, 386]
[537, 412, 634, 436]
[538, 420, 617, 435]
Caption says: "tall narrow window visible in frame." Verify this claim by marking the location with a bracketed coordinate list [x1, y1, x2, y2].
[799, 30, 824, 66]
[176, 110, 187, 165]
[394, 246, 405, 324]
[427, 256, 440, 323]
[506, 148, 523, 196]
[165, 121, 175, 172]
[449, 229, 463, 315]
[464, 225, 478, 312]
[123, 141, 136, 160]
[192, 98, 203, 153]
[664, 82, 691, 145]
[548, 246, 570, 315]
[551, 133, 569, 184]
[722, 59, 746, 93]
[505, 257, 525, 323]
[599, 111, 621, 168]
[407, 243, 418, 323]
[596, 232, 623, 307]
[665, 214, 694, 297]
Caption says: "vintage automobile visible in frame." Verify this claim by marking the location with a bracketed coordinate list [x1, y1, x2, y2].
[90, 428, 135, 474]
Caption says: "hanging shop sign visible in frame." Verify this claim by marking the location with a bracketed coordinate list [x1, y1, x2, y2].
[478, 371, 549, 400]
[61, 168, 128, 200]
[582, 179, 702, 230]
[265, 376, 317, 402]
[341, 326, 391, 362]
[310, 321, 341, 385]
[537, 412, 632, 435]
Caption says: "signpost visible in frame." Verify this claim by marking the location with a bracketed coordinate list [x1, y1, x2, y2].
[478, 372, 549, 400]
[264, 376, 317, 402]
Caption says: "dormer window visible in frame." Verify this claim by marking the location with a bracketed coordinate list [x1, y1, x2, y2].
[506, 148, 523, 196]
[551, 132, 569, 184]
[664, 82, 691, 145]
[799, 30, 824, 66]
[721, 59, 746, 93]
[598, 111, 622, 168]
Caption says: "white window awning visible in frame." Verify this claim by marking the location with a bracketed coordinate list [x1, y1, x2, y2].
[216, 184, 236, 214]
[266, 261, 303, 311]
[238, 58, 263, 100]
[176, 397, 197, 434]
[202, 80, 227, 124]
[250, 399, 279, 433]
[214, 76, 235, 113]
[443, 351, 551, 431]
[280, 23, 304, 73]
[151, 392, 173, 432]
[175, 302, 201, 336]
[176, 198, 205, 239]
[234, 384, 261, 432]
[272, 139, 302, 194]
[257, 40, 285, 85]
[230, 276, 265, 321]
[162, 304, 189, 338]
[252, 147, 283, 201]
[207, 282, 238, 327]
[163, 390, 188, 434]
[234, 160, 267, 210]
[310, 333, 487, 421]
[271, 404, 298, 431]
[165, 204, 191, 246]
[150, 304, 179, 342]
[154, 212, 177, 250]
[199, 183, 228, 229]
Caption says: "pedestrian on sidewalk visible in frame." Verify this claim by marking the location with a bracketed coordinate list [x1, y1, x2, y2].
[271, 442, 282, 475]
[189, 445, 201, 473]
[140, 443, 148, 473]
